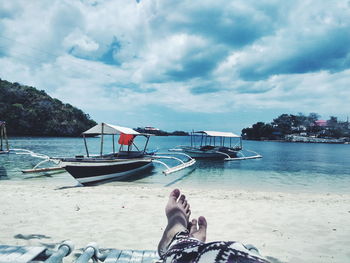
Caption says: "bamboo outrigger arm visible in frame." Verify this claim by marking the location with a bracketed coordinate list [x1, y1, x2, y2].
[22, 158, 64, 173]
[7, 148, 64, 173]
[152, 158, 196, 175]
[224, 149, 262, 161]
[150, 152, 196, 175]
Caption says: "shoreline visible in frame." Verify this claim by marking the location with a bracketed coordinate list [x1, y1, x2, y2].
[4, 169, 350, 195]
[0, 181, 349, 262]
[245, 139, 349, 144]
[244, 138, 349, 144]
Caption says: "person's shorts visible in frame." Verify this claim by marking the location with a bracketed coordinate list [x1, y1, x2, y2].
[160, 231, 269, 263]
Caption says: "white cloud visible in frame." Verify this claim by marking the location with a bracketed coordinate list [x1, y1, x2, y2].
[63, 30, 99, 53]
[132, 33, 209, 82]
[0, 0, 349, 126]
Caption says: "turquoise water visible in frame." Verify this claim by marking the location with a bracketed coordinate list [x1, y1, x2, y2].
[1, 136, 350, 193]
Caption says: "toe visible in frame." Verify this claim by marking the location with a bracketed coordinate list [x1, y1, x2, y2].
[179, 194, 186, 204]
[169, 189, 180, 202]
[187, 221, 192, 231]
[186, 208, 191, 217]
[190, 219, 198, 233]
[198, 216, 207, 230]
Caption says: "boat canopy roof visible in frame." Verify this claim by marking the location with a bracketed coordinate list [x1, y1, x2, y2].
[194, 130, 241, 138]
[83, 123, 140, 135]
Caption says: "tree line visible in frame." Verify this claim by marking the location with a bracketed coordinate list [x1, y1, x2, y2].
[135, 127, 189, 136]
[0, 79, 96, 136]
[242, 113, 350, 140]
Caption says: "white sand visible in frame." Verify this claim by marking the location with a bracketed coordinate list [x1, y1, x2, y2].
[0, 181, 349, 263]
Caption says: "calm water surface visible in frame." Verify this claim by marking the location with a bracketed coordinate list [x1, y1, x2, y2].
[1, 136, 349, 193]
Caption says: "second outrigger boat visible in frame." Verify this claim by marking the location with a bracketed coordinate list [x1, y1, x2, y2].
[26, 123, 195, 184]
[169, 130, 262, 161]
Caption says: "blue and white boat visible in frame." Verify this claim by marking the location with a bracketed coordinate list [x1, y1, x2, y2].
[169, 130, 262, 161]
[54, 123, 195, 184]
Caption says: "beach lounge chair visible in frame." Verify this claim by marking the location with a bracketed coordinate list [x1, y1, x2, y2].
[0, 241, 74, 263]
[75, 243, 159, 263]
[0, 242, 159, 263]
[0, 241, 260, 262]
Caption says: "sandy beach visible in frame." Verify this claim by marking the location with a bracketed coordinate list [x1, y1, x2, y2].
[0, 180, 349, 263]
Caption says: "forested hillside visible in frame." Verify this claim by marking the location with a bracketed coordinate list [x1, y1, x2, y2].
[0, 79, 96, 136]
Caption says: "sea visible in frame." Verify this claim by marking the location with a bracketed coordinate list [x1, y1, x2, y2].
[1, 136, 350, 194]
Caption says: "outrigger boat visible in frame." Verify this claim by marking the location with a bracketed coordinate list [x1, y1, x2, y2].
[24, 123, 195, 184]
[169, 131, 262, 161]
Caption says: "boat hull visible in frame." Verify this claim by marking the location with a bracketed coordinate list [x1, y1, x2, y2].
[62, 158, 153, 184]
[179, 148, 239, 159]
[184, 151, 238, 159]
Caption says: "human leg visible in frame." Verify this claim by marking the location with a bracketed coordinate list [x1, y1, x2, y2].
[158, 189, 191, 256]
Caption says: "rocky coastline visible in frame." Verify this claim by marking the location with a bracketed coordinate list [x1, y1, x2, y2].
[284, 135, 347, 144]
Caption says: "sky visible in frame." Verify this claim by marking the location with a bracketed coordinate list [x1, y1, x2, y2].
[1, 0, 350, 132]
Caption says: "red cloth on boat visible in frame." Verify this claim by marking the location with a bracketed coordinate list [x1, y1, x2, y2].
[118, 133, 135, 145]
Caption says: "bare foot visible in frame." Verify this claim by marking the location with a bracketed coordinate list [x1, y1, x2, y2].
[189, 216, 207, 242]
[158, 189, 191, 256]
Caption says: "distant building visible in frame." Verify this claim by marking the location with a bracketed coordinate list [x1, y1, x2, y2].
[292, 125, 307, 132]
[144, 126, 160, 131]
[314, 120, 327, 127]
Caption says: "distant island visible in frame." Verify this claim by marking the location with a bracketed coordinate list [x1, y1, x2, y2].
[242, 113, 350, 143]
[135, 127, 189, 136]
[0, 79, 96, 136]
[3, 78, 348, 142]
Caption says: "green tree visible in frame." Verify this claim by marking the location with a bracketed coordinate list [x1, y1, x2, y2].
[272, 114, 294, 134]
[307, 113, 320, 124]
[242, 122, 275, 140]
[327, 116, 338, 128]
[0, 79, 97, 136]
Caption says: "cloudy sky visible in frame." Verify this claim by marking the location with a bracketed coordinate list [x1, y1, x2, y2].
[1, 0, 350, 132]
